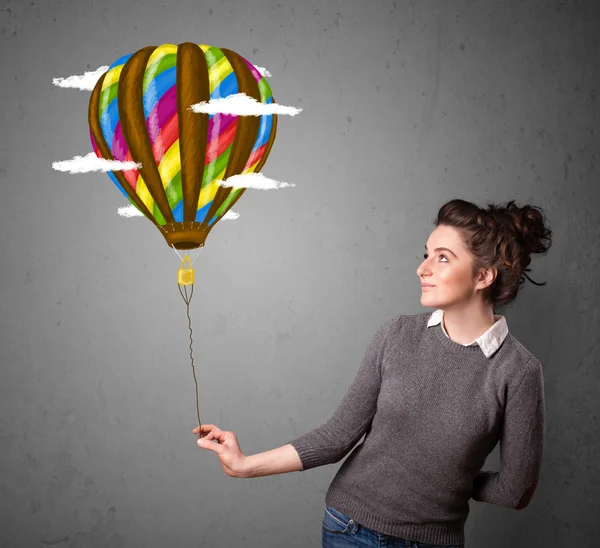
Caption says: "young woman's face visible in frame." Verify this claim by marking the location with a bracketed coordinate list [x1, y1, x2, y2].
[416, 225, 479, 308]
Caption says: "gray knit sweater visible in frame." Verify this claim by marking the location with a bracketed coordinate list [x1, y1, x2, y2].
[287, 312, 545, 545]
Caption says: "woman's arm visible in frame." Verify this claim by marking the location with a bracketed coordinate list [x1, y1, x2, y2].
[240, 444, 303, 478]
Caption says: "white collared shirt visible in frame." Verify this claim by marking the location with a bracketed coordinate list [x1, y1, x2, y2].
[427, 308, 509, 358]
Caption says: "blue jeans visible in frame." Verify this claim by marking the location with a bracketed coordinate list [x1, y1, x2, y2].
[322, 504, 465, 548]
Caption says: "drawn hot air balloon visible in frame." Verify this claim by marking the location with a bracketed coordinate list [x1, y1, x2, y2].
[88, 42, 278, 250]
[86, 43, 284, 440]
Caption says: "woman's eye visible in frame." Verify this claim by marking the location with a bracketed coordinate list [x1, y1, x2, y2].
[423, 253, 448, 261]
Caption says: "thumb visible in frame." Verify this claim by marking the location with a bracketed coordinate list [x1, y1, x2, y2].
[198, 438, 218, 451]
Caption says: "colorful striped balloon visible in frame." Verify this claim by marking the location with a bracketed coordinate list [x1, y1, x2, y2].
[88, 43, 278, 250]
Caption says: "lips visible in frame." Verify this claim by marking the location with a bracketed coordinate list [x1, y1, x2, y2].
[421, 284, 435, 288]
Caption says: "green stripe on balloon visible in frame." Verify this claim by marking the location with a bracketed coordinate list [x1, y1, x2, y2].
[99, 81, 119, 112]
[143, 52, 177, 94]
[204, 48, 226, 94]
[164, 169, 183, 210]
[211, 187, 241, 222]
[152, 199, 166, 225]
[202, 144, 232, 193]
[257, 78, 272, 101]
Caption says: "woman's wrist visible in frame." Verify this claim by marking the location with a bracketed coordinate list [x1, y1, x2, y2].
[237, 456, 253, 478]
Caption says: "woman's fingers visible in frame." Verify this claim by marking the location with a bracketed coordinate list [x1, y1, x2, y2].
[192, 424, 226, 441]
[193, 424, 217, 434]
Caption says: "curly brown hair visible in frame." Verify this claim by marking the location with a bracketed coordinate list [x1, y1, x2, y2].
[433, 199, 553, 310]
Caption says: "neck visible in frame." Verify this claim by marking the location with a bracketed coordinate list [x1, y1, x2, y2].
[440, 303, 497, 345]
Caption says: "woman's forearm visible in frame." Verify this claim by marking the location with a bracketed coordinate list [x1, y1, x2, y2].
[241, 443, 303, 478]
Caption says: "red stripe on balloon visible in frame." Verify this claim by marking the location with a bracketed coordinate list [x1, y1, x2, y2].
[151, 112, 179, 163]
[90, 131, 101, 156]
[244, 142, 267, 171]
[123, 149, 139, 189]
[206, 118, 238, 164]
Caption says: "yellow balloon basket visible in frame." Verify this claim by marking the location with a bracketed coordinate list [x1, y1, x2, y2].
[178, 255, 195, 286]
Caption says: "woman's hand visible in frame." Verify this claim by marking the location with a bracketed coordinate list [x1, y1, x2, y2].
[193, 424, 248, 478]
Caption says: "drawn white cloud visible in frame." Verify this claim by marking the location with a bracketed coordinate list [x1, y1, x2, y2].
[52, 66, 109, 90]
[52, 153, 141, 173]
[54, 63, 272, 91]
[217, 172, 296, 190]
[255, 66, 272, 78]
[190, 92, 302, 116]
[117, 206, 240, 220]
[117, 205, 144, 218]
[116, 173, 294, 218]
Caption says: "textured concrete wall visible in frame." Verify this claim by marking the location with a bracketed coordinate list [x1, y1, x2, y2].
[1, 0, 598, 546]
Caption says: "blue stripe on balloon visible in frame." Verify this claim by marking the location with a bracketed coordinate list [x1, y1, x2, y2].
[253, 96, 274, 150]
[195, 201, 213, 223]
[109, 53, 132, 70]
[143, 66, 176, 118]
[172, 199, 184, 222]
[107, 171, 128, 198]
[211, 71, 238, 99]
[100, 98, 120, 149]
[254, 114, 271, 150]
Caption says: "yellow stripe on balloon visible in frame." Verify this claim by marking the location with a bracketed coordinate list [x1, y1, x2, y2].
[208, 55, 233, 94]
[197, 167, 227, 210]
[198, 44, 210, 53]
[243, 160, 260, 175]
[102, 65, 124, 91]
[147, 44, 177, 66]
[157, 139, 181, 189]
[135, 174, 156, 213]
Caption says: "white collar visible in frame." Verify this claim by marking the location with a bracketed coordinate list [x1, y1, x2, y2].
[427, 309, 509, 358]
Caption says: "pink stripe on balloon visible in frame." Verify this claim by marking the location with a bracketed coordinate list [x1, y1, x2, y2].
[207, 113, 235, 141]
[111, 121, 129, 161]
[146, 86, 177, 146]
[209, 118, 237, 161]
[242, 58, 262, 83]
[204, 113, 234, 164]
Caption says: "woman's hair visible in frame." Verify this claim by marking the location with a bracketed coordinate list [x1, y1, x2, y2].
[434, 198, 552, 310]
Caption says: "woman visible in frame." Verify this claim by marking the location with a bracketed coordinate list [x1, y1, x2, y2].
[193, 198, 552, 548]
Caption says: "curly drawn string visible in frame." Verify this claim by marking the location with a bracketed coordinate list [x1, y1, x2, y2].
[172, 245, 203, 440]
[179, 282, 203, 441]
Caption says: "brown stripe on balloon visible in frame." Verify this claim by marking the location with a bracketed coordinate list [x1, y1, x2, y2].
[88, 71, 162, 230]
[203, 48, 261, 225]
[211, 103, 279, 221]
[118, 46, 175, 224]
[177, 43, 210, 223]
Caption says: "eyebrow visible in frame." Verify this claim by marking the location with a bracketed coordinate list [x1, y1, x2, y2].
[424, 244, 457, 258]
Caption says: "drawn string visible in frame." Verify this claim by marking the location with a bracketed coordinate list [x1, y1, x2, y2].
[171, 244, 203, 440]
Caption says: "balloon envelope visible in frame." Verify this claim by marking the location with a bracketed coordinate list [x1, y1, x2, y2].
[88, 43, 278, 250]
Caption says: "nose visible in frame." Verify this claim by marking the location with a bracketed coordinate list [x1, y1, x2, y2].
[417, 260, 430, 280]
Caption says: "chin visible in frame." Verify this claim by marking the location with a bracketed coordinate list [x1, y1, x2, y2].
[421, 292, 447, 308]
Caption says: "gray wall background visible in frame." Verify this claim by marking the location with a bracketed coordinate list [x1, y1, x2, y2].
[1, 0, 599, 546]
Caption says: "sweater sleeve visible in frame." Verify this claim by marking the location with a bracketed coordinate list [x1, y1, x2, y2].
[286, 316, 399, 471]
[471, 359, 546, 509]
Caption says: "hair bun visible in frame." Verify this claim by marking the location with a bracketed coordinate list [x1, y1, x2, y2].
[435, 198, 552, 309]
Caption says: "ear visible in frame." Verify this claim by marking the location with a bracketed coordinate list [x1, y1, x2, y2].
[477, 267, 497, 290]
